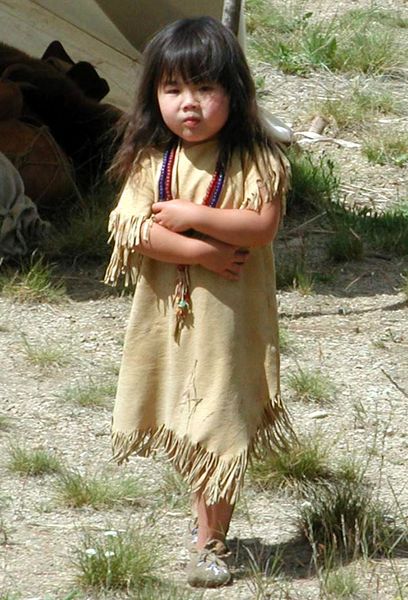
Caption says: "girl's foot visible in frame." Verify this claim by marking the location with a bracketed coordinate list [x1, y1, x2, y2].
[187, 539, 231, 588]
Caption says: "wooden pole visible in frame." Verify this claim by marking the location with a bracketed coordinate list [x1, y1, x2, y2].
[222, 0, 242, 36]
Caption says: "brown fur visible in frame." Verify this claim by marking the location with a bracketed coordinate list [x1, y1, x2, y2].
[0, 42, 122, 192]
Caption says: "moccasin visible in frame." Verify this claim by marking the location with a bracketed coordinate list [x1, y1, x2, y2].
[187, 539, 232, 588]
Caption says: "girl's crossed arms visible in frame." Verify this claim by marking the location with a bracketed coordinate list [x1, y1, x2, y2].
[136, 194, 280, 281]
[152, 191, 281, 247]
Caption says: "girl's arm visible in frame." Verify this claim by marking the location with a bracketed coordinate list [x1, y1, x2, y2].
[138, 222, 249, 280]
[151, 194, 281, 247]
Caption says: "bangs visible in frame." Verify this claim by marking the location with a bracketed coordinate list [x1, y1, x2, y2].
[155, 26, 228, 86]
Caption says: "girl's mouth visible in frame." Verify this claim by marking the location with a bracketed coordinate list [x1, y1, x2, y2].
[183, 117, 200, 127]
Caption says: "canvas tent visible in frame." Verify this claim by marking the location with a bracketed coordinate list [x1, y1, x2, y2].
[32, 0, 227, 58]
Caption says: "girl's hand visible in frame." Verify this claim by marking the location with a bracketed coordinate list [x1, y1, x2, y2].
[152, 199, 199, 232]
[199, 238, 250, 281]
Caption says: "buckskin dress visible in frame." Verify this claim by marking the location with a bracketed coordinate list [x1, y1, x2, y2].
[105, 138, 293, 504]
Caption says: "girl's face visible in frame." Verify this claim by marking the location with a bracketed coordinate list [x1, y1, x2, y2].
[157, 76, 230, 144]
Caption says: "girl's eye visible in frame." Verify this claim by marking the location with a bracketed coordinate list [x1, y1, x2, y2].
[166, 88, 179, 94]
[199, 85, 214, 92]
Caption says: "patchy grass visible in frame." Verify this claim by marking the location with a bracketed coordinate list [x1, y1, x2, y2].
[74, 528, 158, 591]
[363, 134, 408, 168]
[54, 470, 146, 509]
[287, 150, 340, 215]
[0, 255, 66, 303]
[287, 368, 335, 403]
[159, 464, 190, 511]
[254, 74, 267, 97]
[8, 444, 62, 476]
[278, 325, 292, 353]
[338, 7, 408, 31]
[322, 567, 362, 599]
[286, 152, 408, 261]
[326, 203, 408, 258]
[136, 581, 203, 600]
[47, 184, 117, 261]
[276, 255, 315, 294]
[249, 435, 333, 490]
[21, 335, 69, 368]
[332, 28, 401, 75]
[246, 2, 405, 75]
[249, 435, 362, 493]
[0, 415, 12, 431]
[316, 87, 399, 131]
[327, 228, 364, 263]
[243, 547, 285, 597]
[60, 380, 116, 408]
[300, 479, 405, 562]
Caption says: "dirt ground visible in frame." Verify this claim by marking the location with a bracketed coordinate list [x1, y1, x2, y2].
[1, 0, 408, 598]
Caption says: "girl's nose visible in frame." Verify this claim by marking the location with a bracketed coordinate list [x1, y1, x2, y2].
[181, 89, 198, 110]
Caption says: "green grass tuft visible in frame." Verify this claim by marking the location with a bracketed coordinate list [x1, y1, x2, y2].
[287, 368, 335, 403]
[317, 87, 399, 131]
[278, 325, 292, 353]
[74, 528, 158, 591]
[21, 335, 69, 368]
[54, 470, 145, 509]
[276, 255, 315, 294]
[332, 29, 400, 75]
[287, 150, 340, 215]
[0, 415, 12, 431]
[363, 134, 408, 167]
[327, 203, 408, 258]
[249, 435, 333, 490]
[338, 7, 408, 31]
[159, 464, 190, 511]
[327, 228, 364, 263]
[0, 255, 66, 303]
[8, 444, 62, 476]
[246, 2, 405, 75]
[249, 437, 362, 494]
[322, 567, 361, 598]
[136, 581, 203, 599]
[300, 479, 405, 561]
[61, 380, 116, 408]
[46, 184, 117, 261]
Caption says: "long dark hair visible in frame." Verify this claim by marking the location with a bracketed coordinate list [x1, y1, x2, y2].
[112, 16, 274, 179]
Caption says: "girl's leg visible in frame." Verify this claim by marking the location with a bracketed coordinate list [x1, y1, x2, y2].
[194, 491, 235, 549]
[187, 492, 234, 587]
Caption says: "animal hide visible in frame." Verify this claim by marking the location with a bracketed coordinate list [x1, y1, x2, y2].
[0, 117, 76, 214]
[0, 41, 122, 192]
[0, 151, 49, 257]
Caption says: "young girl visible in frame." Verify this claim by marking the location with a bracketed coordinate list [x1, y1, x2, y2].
[105, 16, 293, 588]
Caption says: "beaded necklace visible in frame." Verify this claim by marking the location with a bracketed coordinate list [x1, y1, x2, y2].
[158, 141, 225, 339]
[159, 143, 225, 206]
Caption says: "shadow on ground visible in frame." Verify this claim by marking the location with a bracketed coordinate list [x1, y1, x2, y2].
[58, 263, 129, 302]
[228, 532, 408, 581]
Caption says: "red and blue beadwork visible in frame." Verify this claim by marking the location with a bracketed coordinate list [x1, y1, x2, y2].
[158, 142, 225, 338]
[159, 143, 225, 206]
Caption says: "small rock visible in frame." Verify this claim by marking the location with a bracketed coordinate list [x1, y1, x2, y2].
[310, 410, 329, 419]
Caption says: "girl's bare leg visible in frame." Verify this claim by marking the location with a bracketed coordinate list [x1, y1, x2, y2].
[194, 492, 235, 549]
